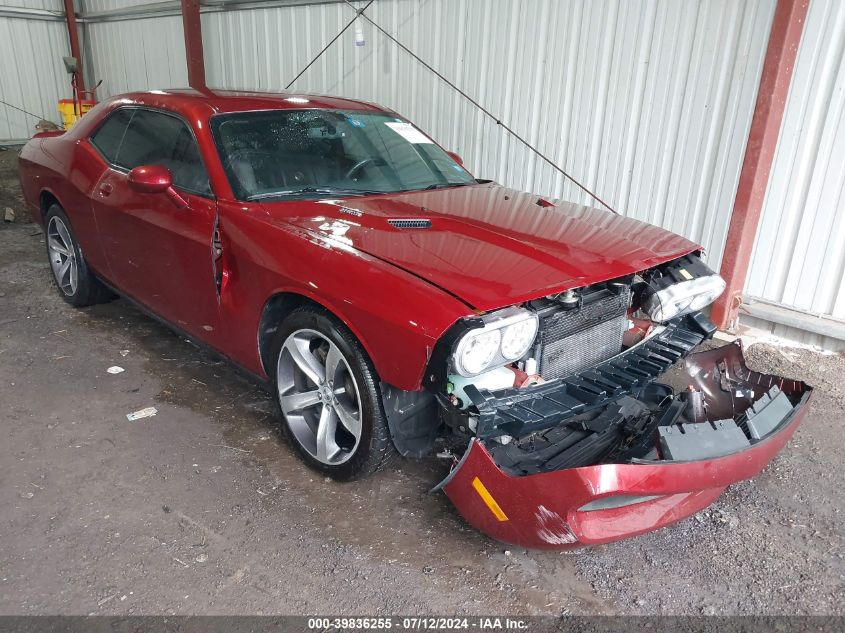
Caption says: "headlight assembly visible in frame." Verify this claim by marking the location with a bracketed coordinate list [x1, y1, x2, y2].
[642, 274, 726, 323]
[454, 329, 501, 376]
[452, 308, 539, 377]
[501, 317, 540, 360]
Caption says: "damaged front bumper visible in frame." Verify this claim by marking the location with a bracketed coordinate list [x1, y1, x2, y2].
[437, 339, 812, 550]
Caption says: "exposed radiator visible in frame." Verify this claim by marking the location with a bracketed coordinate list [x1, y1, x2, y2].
[538, 290, 630, 380]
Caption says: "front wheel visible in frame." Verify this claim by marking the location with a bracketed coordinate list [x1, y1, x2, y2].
[271, 307, 395, 480]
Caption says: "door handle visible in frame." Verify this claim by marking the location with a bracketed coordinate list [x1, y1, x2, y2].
[99, 182, 114, 197]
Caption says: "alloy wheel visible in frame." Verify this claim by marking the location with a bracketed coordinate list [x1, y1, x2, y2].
[276, 328, 363, 465]
[47, 216, 78, 296]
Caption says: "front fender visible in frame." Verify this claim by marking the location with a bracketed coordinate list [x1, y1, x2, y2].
[216, 201, 473, 390]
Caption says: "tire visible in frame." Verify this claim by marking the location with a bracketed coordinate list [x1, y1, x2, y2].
[44, 204, 113, 307]
[270, 306, 395, 480]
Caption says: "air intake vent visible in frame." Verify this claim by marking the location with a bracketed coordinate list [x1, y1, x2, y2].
[388, 219, 431, 229]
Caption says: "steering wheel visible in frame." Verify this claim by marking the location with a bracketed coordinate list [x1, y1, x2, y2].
[345, 158, 376, 181]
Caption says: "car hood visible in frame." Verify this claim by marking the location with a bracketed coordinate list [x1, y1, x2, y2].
[265, 183, 700, 311]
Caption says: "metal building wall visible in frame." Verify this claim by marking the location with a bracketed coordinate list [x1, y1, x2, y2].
[0, 0, 72, 142]
[80, 0, 188, 96]
[743, 0, 845, 350]
[75, 0, 777, 271]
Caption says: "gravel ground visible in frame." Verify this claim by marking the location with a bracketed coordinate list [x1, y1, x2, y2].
[0, 160, 843, 615]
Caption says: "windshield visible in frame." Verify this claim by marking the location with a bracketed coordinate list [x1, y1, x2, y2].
[210, 109, 476, 201]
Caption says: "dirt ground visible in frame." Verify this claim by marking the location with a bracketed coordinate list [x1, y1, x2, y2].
[0, 145, 843, 615]
[0, 149, 26, 223]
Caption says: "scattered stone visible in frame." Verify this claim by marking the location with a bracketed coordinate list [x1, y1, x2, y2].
[4, 207, 14, 223]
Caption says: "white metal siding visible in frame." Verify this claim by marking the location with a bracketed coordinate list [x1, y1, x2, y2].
[82, 0, 160, 11]
[0, 0, 71, 141]
[82, 14, 188, 97]
[745, 0, 845, 329]
[74, 0, 776, 270]
[3, 0, 62, 10]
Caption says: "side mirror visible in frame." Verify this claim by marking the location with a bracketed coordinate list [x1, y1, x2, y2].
[128, 165, 172, 193]
[128, 165, 187, 208]
[446, 151, 464, 167]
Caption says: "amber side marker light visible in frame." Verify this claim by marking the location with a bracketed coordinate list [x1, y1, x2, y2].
[471, 476, 509, 522]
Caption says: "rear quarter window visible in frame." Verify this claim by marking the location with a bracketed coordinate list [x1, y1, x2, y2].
[90, 109, 134, 162]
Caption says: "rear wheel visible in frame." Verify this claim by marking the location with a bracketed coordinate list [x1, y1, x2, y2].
[44, 204, 112, 307]
[271, 307, 395, 480]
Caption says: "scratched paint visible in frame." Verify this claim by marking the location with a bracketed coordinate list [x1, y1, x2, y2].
[535, 505, 578, 545]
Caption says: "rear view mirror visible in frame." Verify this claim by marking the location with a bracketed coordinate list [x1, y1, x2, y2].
[446, 151, 464, 167]
[128, 165, 187, 208]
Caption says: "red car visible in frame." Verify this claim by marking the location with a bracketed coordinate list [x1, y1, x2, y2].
[18, 89, 811, 549]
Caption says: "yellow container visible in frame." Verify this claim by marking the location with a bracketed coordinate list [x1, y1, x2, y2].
[58, 99, 96, 130]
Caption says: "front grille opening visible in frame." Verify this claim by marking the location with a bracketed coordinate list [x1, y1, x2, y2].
[535, 286, 631, 380]
[388, 218, 431, 229]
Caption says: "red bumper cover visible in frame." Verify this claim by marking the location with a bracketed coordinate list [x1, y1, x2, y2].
[441, 343, 812, 549]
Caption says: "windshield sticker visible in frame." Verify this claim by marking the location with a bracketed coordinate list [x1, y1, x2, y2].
[347, 118, 365, 127]
[384, 121, 433, 144]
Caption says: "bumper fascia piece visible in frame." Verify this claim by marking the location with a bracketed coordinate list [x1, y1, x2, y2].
[440, 342, 812, 549]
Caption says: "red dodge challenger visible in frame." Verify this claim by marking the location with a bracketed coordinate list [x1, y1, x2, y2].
[18, 89, 811, 549]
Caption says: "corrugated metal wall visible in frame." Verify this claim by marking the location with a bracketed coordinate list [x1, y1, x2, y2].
[744, 0, 845, 349]
[12, 0, 843, 349]
[0, 0, 72, 141]
[79, 0, 777, 272]
[81, 15, 188, 96]
[80, 0, 188, 95]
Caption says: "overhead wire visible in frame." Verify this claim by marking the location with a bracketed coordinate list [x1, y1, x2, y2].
[286, 0, 618, 214]
[0, 99, 56, 126]
[285, 0, 375, 89]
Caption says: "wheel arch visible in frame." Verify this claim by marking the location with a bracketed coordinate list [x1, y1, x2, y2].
[39, 189, 62, 222]
[256, 291, 381, 382]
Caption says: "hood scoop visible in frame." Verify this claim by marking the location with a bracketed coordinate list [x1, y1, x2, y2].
[388, 218, 431, 229]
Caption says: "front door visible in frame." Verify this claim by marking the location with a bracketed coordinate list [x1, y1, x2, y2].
[88, 107, 221, 342]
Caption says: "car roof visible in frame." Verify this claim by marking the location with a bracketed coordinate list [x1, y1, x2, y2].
[113, 88, 390, 120]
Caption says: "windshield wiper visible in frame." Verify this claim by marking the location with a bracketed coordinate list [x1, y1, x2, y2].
[247, 187, 383, 201]
[420, 182, 472, 191]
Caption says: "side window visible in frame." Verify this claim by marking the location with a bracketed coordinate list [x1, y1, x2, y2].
[90, 109, 133, 163]
[116, 110, 211, 196]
